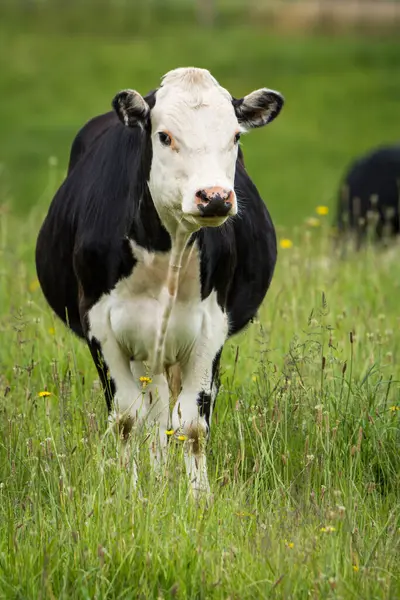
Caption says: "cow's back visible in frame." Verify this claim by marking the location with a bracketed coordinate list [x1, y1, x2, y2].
[36, 112, 119, 337]
[67, 111, 118, 174]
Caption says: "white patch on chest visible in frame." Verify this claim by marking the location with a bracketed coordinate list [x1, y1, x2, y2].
[89, 241, 228, 369]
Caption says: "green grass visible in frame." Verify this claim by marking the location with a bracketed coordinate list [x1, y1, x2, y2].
[0, 7, 400, 599]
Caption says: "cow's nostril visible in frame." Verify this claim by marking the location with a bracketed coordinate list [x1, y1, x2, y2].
[196, 189, 209, 203]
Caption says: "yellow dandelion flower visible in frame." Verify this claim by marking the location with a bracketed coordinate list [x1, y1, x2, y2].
[352, 565, 359, 572]
[284, 539, 294, 549]
[48, 327, 55, 335]
[320, 526, 336, 533]
[139, 376, 152, 388]
[29, 279, 40, 292]
[38, 391, 51, 398]
[305, 217, 320, 227]
[389, 405, 400, 412]
[316, 205, 329, 216]
[280, 238, 293, 250]
[165, 429, 175, 436]
[177, 435, 187, 442]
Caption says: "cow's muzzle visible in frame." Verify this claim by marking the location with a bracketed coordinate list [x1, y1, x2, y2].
[195, 187, 233, 218]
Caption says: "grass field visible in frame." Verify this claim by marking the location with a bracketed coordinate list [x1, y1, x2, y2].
[0, 5, 400, 599]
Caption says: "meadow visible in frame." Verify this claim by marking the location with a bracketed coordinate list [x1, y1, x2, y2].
[0, 5, 399, 599]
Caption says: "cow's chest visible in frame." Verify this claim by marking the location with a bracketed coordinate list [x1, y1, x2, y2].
[104, 242, 227, 367]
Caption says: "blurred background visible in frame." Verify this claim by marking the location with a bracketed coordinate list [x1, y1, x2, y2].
[0, 0, 399, 228]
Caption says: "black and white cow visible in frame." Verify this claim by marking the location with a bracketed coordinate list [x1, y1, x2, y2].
[36, 67, 283, 497]
[337, 144, 400, 245]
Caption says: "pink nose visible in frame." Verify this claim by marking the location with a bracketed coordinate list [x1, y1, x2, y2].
[195, 187, 234, 217]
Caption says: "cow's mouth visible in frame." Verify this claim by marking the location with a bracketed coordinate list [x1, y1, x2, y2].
[184, 213, 231, 229]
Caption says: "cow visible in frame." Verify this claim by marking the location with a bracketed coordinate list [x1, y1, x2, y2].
[336, 144, 400, 247]
[35, 67, 284, 498]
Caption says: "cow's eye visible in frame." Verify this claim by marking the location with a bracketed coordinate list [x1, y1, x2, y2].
[234, 132, 241, 145]
[158, 132, 172, 147]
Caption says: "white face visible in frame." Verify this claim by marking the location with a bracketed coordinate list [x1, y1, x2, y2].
[113, 67, 284, 234]
[148, 70, 240, 231]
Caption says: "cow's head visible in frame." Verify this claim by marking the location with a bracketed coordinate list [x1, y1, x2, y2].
[113, 67, 284, 233]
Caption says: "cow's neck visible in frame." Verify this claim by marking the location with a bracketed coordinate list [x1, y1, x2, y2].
[134, 190, 202, 374]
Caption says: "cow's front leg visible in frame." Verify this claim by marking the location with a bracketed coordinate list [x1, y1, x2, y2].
[171, 348, 222, 500]
[87, 301, 166, 484]
[130, 361, 170, 473]
[88, 337, 170, 481]
[172, 383, 210, 499]
[85, 332, 143, 486]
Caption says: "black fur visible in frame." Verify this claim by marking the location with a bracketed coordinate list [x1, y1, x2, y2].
[88, 336, 115, 412]
[196, 347, 223, 428]
[36, 97, 277, 412]
[336, 144, 400, 245]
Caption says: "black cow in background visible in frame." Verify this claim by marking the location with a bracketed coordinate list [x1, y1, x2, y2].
[336, 144, 400, 246]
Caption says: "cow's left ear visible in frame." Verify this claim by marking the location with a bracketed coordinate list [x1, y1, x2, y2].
[233, 89, 284, 130]
[112, 89, 150, 128]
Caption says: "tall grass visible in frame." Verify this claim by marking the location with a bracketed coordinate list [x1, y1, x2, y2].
[0, 209, 399, 598]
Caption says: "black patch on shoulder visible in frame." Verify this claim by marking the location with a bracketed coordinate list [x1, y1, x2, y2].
[196, 220, 237, 307]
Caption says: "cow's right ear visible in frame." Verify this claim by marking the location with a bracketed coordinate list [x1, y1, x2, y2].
[112, 89, 150, 128]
